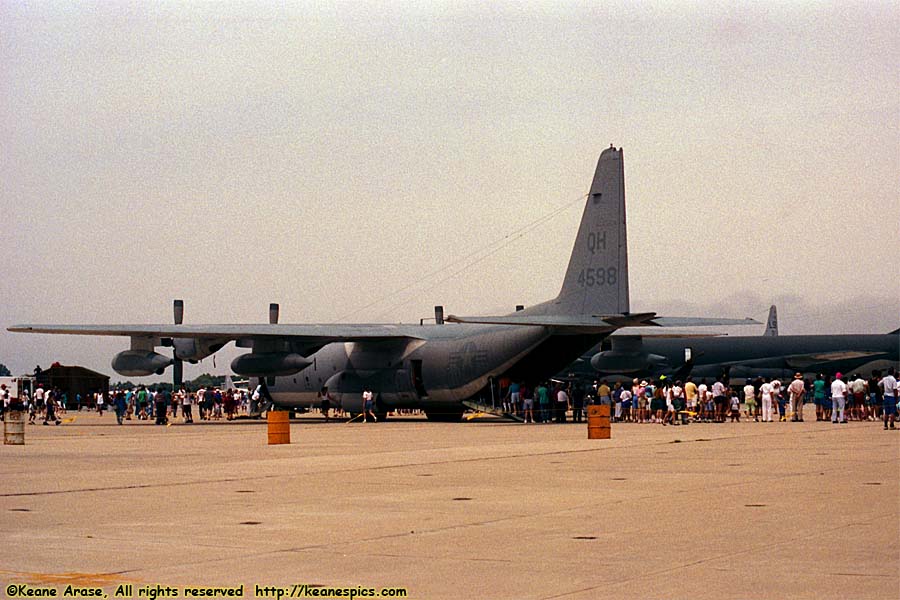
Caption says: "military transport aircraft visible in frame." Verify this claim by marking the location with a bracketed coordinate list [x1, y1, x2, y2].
[9, 147, 755, 421]
[584, 300, 898, 381]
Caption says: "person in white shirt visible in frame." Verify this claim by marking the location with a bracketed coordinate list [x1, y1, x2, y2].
[770, 378, 784, 421]
[831, 373, 848, 424]
[362, 388, 376, 423]
[0, 384, 9, 421]
[556, 387, 570, 423]
[712, 379, 727, 423]
[697, 381, 709, 421]
[759, 378, 775, 422]
[620, 387, 633, 423]
[877, 367, 897, 430]
[672, 382, 685, 425]
[664, 384, 676, 425]
[787, 374, 806, 422]
[744, 382, 758, 422]
[180, 388, 193, 423]
[848, 375, 867, 421]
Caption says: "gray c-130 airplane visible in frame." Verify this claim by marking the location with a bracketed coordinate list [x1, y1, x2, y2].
[9, 146, 755, 421]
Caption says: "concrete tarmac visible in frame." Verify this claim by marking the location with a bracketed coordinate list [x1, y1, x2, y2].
[1, 409, 898, 599]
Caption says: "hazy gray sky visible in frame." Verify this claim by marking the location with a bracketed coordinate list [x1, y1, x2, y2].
[2, 2, 897, 379]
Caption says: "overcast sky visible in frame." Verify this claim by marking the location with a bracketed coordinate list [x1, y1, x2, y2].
[2, 2, 897, 379]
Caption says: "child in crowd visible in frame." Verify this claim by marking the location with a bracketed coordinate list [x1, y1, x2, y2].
[729, 393, 741, 422]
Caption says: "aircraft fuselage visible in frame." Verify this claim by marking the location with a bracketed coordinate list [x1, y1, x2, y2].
[267, 323, 559, 414]
[586, 333, 899, 380]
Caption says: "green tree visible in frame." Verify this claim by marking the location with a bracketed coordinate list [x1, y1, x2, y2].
[0, 363, 11, 377]
[189, 373, 226, 388]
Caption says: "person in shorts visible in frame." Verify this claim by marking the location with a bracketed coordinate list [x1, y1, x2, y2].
[743, 380, 757, 421]
[868, 371, 882, 421]
[362, 387, 377, 423]
[878, 368, 897, 430]
[729, 393, 741, 422]
[637, 381, 649, 423]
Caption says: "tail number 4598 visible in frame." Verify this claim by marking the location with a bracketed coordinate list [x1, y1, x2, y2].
[577, 267, 617, 287]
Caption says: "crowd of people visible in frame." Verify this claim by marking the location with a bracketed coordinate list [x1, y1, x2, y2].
[7, 368, 898, 430]
[9, 384, 261, 426]
[500, 368, 899, 429]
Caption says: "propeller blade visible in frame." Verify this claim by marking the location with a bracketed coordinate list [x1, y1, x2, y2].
[174, 299, 184, 325]
[269, 303, 279, 325]
[173, 299, 184, 388]
[173, 358, 183, 388]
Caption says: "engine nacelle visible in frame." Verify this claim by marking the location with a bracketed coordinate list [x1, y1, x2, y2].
[324, 370, 367, 413]
[231, 352, 311, 377]
[173, 338, 227, 363]
[112, 350, 173, 377]
[322, 369, 421, 412]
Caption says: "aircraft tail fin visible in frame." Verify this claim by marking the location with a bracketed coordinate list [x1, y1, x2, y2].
[523, 146, 629, 317]
[764, 305, 778, 336]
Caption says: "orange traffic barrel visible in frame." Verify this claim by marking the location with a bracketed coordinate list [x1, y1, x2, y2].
[587, 404, 611, 439]
[267, 410, 291, 445]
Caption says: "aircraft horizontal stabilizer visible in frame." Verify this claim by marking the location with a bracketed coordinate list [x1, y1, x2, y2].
[445, 311, 670, 332]
[445, 312, 757, 333]
[613, 331, 725, 339]
[649, 317, 760, 327]
[445, 314, 617, 333]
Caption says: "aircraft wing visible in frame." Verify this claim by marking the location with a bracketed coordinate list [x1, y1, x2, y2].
[445, 313, 759, 333]
[7, 323, 427, 343]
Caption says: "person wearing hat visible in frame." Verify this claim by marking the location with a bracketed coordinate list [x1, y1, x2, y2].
[831, 373, 848, 424]
[787, 373, 806, 422]
[636, 380, 649, 423]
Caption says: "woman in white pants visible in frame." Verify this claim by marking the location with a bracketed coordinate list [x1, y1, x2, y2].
[831, 373, 848, 423]
[760, 379, 775, 422]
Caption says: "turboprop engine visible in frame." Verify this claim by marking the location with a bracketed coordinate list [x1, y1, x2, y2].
[230, 352, 311, 377]
[112, 350, 173, 377]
